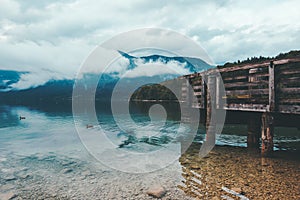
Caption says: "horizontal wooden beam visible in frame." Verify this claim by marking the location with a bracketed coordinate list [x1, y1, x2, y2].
[217, 58, 300, 73]
[279, 87, 300, 94]
[279, 69, 300, 75]
[222, 75, 248, 81]
[226, 88, 268, 96]
[278, 105, 300, 114]
[224, 81, 268, 88]
[279, 99, 300, 104]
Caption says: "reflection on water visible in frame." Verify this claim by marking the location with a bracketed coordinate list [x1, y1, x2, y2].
[0, 104, 300, 199]
[0, 106, 21, 128]
[178, 143, 300, 199]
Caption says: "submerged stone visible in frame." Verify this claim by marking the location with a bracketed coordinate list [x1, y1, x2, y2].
[146, 185, 166, 198]
[0, 192, 17, 200]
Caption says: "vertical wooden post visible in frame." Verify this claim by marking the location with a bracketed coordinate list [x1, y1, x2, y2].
[202, 74, 207, 126]
[186, 77, 194, 108]
[201, 73, 207, 109]
[181, 77, 188, 104]
[261, 61, 276, 156]
[180, 77, 185, 103]
[261, 112, 274, 156]
[247, 117, 260, 148]
[268, 61, 276, 112]
[180, 77, 188, 123]
[206, 75, 216, 146]
[215, 74, 225, 110]
[216, 75, 220, 109]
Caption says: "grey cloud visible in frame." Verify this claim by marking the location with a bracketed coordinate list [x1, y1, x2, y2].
[0, 0, 299, 89]
[15, 0, 75, 11]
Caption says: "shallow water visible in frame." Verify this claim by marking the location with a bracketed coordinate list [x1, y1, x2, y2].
[0, 105, 299, 199]
[179, 144, 300, 199]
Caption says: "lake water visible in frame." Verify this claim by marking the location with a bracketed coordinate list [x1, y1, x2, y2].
[0, 104, 299, 199]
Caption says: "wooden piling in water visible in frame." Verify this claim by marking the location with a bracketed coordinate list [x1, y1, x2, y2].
[206, 75, 216, 146]
[261, 112, 274, 156]
[261, 61, 276, 156]
[247, 118, 260, 148]
[179, 57, 300, 156]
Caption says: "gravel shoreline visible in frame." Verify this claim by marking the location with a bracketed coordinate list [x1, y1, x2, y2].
[0, 153, 193, 200]
[1, 145, 299, 200]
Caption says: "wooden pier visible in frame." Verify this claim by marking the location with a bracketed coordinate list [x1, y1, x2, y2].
[180, 58, 300, 156]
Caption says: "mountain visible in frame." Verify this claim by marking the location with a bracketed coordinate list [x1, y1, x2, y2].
[117, 50, 212, 72]
[0, 52, 212, 107]
[0, 70, 26, 91]
[0, 79, 74, 105]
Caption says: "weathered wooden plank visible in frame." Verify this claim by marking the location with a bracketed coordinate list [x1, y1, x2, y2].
[274, 58, 300, 64]
[190, 75, 202, 80]
[227, 94, 251, 99]
[181, 87, 188, 91]
[279, 87, 300, 94]
[224, 81, 268, 88]
[222, 69, 253, 76]
[219, 62, 269, 73]
[225, 103, 268, 109]
[249, 67, 269, 74]
[198, 58, 300, 80]
[226, 88, 268, 96]
[194, 91, 202, 96]
[278, 82, 300, 88]
[222, 75, 248, 82]
[278, 77, 300, 85]
[223, 73, 268, 83]
[193, 85, 202, 90]
[248, 72, 269, 78]
[276, 63, 299, 71]
[191, 79, 202, 85]
[278, 74, 300, 82]
[278, 105, 300, 114]
[279, 99, 300, 104]
[226, 98, 269, 104]
[217, 58, 300, 73]
[224, 103, 268, 112]
[279, 69, 300, 75]
[226, 96, 269, 100]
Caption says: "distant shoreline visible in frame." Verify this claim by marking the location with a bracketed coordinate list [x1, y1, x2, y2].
[130, 99, 180, 103]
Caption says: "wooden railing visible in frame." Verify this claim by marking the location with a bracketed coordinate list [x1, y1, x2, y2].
[182, 58, 300, 115]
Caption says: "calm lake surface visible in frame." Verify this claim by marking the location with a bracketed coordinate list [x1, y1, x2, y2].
[0, 104, 299, 199]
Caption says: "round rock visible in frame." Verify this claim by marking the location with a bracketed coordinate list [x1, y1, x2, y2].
[146, 185, 166, 198]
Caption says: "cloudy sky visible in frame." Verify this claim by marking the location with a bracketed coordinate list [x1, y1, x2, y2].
[0, 0, 299, 84]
